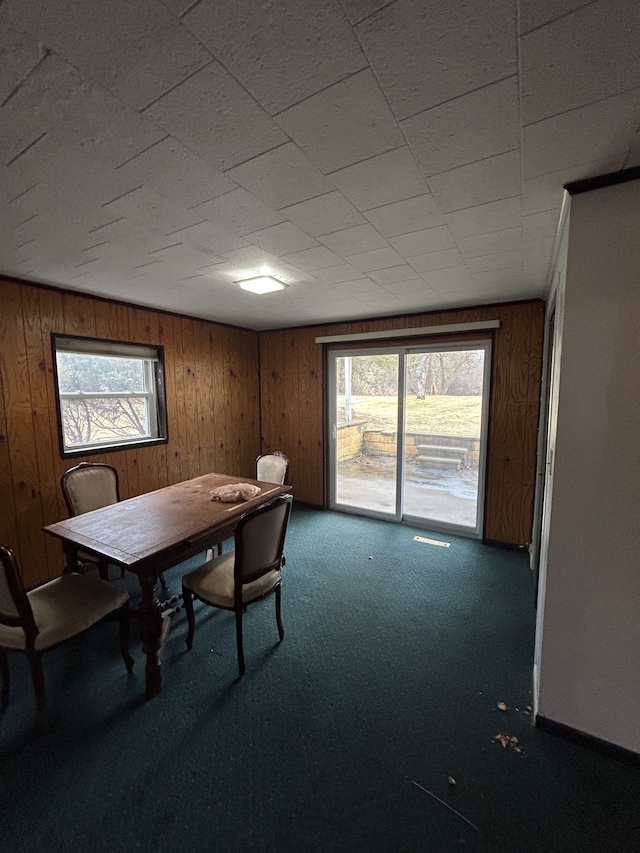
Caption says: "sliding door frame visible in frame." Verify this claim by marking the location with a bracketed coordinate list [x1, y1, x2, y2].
[327, 337, 493, 538]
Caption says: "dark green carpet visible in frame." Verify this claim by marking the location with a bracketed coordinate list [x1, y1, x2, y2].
[1, 506, 639, 852]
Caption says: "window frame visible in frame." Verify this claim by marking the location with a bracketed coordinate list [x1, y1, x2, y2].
[51, 333, 169, 458]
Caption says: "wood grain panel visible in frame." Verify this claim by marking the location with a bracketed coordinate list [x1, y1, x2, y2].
[0, 283, 45, 585]
[22, 285, 62, 578]
[259, 301, 545, 544]
[1, 277, 261, 587]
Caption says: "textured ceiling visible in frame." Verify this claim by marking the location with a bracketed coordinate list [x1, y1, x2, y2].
[1, 0, 639, 330]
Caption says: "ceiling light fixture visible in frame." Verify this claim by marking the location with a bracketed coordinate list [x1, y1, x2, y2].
[235, 275, 287, 295]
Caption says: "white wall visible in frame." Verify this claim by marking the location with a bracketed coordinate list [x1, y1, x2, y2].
[535, 178, 640, 753]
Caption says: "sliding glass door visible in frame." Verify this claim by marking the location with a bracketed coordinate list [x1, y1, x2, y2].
[328, 341, 491, 537]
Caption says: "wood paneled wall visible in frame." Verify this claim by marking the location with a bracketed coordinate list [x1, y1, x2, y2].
[259, 300, 545, 546]
[0, 277, 544, 587]
[0, 278, 260, 586]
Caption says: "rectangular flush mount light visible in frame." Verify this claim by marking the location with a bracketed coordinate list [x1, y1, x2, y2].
[235, 275, 286, 294]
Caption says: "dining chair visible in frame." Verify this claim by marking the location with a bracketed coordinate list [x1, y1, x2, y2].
[209, 450, 290, 560]
[182, 494, 293, 677]
[256, 450, 289, 485]
[61, 461, 166, 588]
[0, 544, 133, 715]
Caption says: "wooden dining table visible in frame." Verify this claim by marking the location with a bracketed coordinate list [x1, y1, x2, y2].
[43, 472, 292, 699]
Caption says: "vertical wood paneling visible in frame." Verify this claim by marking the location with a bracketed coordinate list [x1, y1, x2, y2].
[194, 320, 214, 475]
[22, 285, 62, 577]
[0, 365, 19, 557]
[0, 283, 45, 585]
[1, 278, 261, 587]
[259, 301, 545, 545]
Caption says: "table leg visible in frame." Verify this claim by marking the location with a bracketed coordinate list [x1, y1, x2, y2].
[138, 573, 163, 699]
[62, 542, 82, 574]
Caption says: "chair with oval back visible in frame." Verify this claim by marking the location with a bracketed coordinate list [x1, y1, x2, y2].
[0, 544, 133, 715]
[256, 450, 289, 486]
[182, 494, 293, 677]
[61, 462, 166, 588]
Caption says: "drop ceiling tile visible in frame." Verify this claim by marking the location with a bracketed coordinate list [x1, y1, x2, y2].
[368, 265, 420, 284]
[281, 246, 344, 271]
[522, 88, 640, 179]
[466, 251, 523, 273]
[410, 248, 465, 273]
[328, 147, 429, 211]
[281, 192, 365, 237]
[225, 143, 333, 210]
[276, 70, 404, 173]
[318, 224, 388, 257]
[521, 160, 611, 215]
[0, 53, 166, 172]
[116, 138, 237, 209]
[518, 0, 594, 34]
[522, 237, 556, 263]
[402, 77, 519, 176]
[160, 0, 195, 16]
[183, 0, 367, 114]
[523, 209, 560, 242]
[357, 292, 403, 310]
[471, 267, 524, 289]
[444, 196, 522, 239]
[331, 277, 382, 295]
[341, 0, 391, 25]
[457, 227, 522, 259]
[345, 247, 404, 272]
[356, 0, 517, 120]
[100, 186, 203, 235]
[381, 278, 433, 296]
[364, 194, 444, 238]
[387, 226, 456, 256]
[421, 266, 475, 292]
[626, 128, 640, 168]
[164, 219, 242, 258]
[312, 264, 365, 284]
[244, 222, 319, 256]
[144, 62, 288, 172]
[521, 0, 640, 125]
[190, 188, 285, 237]
[427, 150, 521, 213]
[0, 0, 211, 111]
[0, 23, 44, 105]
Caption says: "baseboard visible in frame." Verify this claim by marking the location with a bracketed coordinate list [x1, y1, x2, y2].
[483, 538, 529, 551]
[535, 715, 640, 767]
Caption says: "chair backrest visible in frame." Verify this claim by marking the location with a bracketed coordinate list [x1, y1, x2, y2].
[61, 462, 120, 516]
[234, 495, 293, 586]
[0, 545, 37, 640]
[256, 451, 289, 485]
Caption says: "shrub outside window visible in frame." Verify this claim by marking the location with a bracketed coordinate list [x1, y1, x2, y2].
[52, 335, 168, 456]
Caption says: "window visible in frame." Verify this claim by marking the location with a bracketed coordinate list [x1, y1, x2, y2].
[52, 335, 168, 456]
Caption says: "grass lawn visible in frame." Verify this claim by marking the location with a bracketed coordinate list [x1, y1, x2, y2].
[338, 394, 483, 435]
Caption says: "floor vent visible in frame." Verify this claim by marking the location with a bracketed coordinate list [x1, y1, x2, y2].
[414, 535, 450, 548]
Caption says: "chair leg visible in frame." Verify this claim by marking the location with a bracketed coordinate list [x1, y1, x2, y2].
[275, 585, 285, 641]
[119, 605, 134, 673]
[235, 609, 245, 677]
[183, 587, 195, 650]
[159, 573, 167, 590]
[0, 650, 9, 709]
[26, 648, 45, 715]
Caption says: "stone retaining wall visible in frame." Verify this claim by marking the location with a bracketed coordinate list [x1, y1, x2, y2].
[337, 424, 480, 462]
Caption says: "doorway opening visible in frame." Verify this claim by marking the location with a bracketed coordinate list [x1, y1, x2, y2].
[327, 340, 491, 538]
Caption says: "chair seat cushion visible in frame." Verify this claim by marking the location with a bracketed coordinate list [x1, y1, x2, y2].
[182, 553, 281, 608]
[0, 573, 129, 651]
